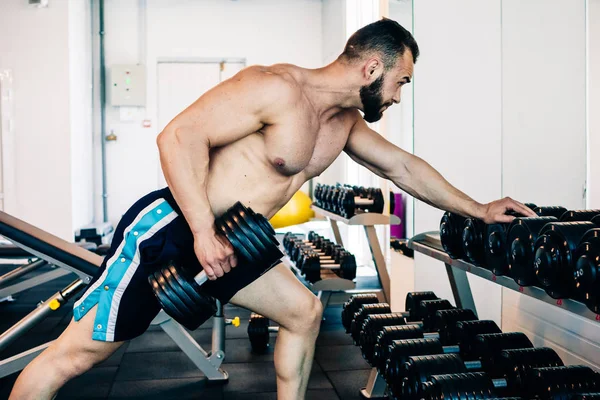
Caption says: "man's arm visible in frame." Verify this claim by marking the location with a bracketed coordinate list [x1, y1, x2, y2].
[156, 67, 298, 278]
[344, 114, 535, 223]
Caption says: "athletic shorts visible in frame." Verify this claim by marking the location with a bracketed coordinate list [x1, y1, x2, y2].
[73, 187, 267, 342]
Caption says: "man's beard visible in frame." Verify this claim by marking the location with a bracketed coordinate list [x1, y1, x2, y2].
[359, 73, 387, 123]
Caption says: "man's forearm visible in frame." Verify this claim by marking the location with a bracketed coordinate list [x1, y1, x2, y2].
[157, 127, 215, 234]
[392, 156, 486, 219]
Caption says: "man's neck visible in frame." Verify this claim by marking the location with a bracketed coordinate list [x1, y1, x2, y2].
[301, 60, 363, 121]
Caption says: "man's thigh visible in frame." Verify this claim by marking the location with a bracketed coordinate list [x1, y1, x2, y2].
[229, 263, 319, 329]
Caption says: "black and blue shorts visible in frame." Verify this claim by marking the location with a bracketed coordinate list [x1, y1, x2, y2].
[73, 188, 265, 342]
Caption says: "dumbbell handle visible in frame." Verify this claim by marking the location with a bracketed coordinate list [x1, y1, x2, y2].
[354, 197, 375, 206]
[268, 326, 279, 333]
[194, 271, 209, 286]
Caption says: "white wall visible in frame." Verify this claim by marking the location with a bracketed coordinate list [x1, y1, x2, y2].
[412, 0, 504, 325]
[500, 0, 597, 369]
[589, 0, 600, 208]
[69, 0, 95, 233]
[0, 1, 76, 239]
[102, 0, 323, 223]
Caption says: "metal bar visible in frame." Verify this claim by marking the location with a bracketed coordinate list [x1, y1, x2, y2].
[159, 318, 228, 381]
[409, 233, 600, 323]
[359, 367, 388, 399]
[0, 268, 71, 299]
[0, 341, 51, 378]
[0, 279, 84, 352]
[364, 226, 390, 302]
[0, 259, 47, 288]
[445, 263, 478, 316]
[311, 205, 401, 226]
[329, 219, 344, 247]
[212, 300, 225, 358]
[98, 0, 108, 222]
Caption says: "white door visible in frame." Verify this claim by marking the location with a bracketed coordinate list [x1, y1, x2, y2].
[156, 61, 245, 187]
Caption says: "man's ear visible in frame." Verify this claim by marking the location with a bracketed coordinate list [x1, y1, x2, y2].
[364, 58, 382, 80]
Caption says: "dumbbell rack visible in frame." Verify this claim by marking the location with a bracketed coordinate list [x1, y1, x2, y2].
[311, 205, 401, 303]
[408, 231, 600, 322]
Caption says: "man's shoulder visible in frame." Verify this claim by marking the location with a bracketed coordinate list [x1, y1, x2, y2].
[234, 65, 303, 105]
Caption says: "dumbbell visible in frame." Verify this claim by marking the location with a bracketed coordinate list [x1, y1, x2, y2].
[440, 212, 468, 259]
[350, 298, 454, 344]
[484, 211, 529, 276]
[534, 206, 568, 219]
[506, 216, 558, 286]
[148, 202, 283, 330]
[399, 347, 563, 399]
[297, 248, 357, 282]
[384, 332, 534, 388]
[462, 217, 487, 266]
[572, 394, 600, 400]
[388, 330, 535, 387]
[573, 228, 600, 312]
[341, 291, 437, 333]
[338, 187, 385, 217]
[559, 209, 600, 222]
[525, 366, 600, 400]
[533, 221, 597, 299]
[247, 313, 279, 353]
[359, 307, 477, 366]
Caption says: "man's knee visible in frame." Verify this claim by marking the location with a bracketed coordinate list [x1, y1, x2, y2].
[281, 293, 323, 335]
[48, 338, 118, 380]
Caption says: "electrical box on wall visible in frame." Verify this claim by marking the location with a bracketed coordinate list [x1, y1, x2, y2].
[109, 65, 146, 106]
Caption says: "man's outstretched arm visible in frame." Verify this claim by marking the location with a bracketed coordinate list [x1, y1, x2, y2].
[343, 113, 536, 223]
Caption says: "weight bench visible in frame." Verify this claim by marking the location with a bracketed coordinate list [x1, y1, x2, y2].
[0, 210, 231, 381]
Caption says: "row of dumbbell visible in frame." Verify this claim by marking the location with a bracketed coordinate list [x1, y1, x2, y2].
[282, 232, 357, 283]
[440, 206, 600, 313]
[343, 291, 600, 399]
[313, 183, 392, 218]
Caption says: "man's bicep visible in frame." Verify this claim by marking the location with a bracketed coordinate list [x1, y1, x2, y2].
[163, 68, 294, 147]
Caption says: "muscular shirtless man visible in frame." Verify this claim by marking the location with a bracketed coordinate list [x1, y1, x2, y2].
[10, 19, 535, 400]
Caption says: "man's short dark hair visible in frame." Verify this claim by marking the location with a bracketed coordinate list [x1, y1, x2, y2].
[340, 18, 419, 69]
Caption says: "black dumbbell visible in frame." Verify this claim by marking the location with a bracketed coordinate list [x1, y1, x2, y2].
[148, 202, 283, 330]
[572, 394, 600, 400]
[350, 298, 455, 345]
[247, 313, 279, 353]
[463, 217, 487, 266]
[484, 211, 528, 276]
[559, 209, 600, 222]
[533, 221, 597, 299]
[339, 187, 385, 217]
[359, 307, 477, 366]
[440, 212, 467, 259]
[384, 332, 533, 387]
[526, 366, 600, 400]
[534, 206, 568, 219]
[341, 291, 437, 333]
[399, 347, 562, 400]
[373, 319, 501, 375]
[506, 216, 558, 286]
[299, 250, 357, 282]
[573, 228, 600, 312]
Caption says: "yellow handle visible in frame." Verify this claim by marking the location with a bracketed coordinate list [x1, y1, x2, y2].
[232, 316, 240, 328]
[49, 299, 61, 311]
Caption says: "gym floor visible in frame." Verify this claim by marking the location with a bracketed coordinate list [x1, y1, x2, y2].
[0, 263, 378, 399]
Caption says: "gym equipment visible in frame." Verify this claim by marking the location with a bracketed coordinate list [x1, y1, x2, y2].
[283, 231, 357, 283]
[533, 221, 596, 299]
[526, 366, 600, 399]
[506, 216, 557, 286]
[148, 202, 284, 330]
[384, 332, 533, 389]
[400, 347, 562, 399]
[533, 206, 567, 219]
[462, 217, 487, 266]
[359, 307, 477, 366]
[484, 213, 525, 276]
[341, 293, 380, 332]
[269, 190, 314, 229]
[247, 313, 278, 352]
[440, 212, 467, 259]
[559, 209, 600, 222]
[573, 228, 600, 312]
[0, 210, 237, 382]
[372, 319, 501, 375]
[314, 183, 387, 217]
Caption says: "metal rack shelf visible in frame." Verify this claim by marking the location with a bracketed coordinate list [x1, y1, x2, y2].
[311, 205, 400, 302]
[408, 232, 600, 322]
